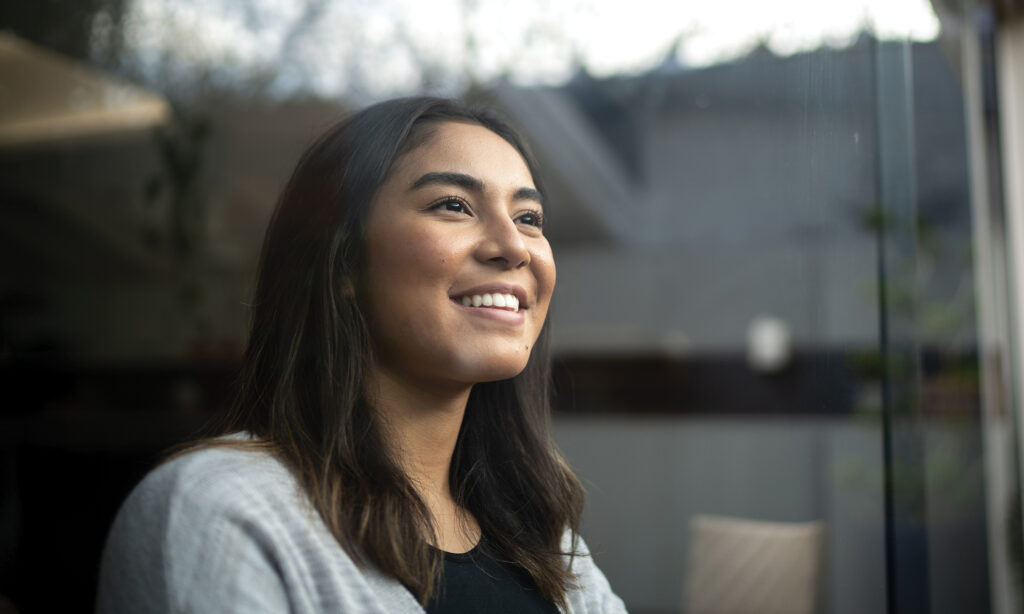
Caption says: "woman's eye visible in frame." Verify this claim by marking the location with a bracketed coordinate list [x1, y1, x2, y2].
[516, 211, 544, 229]
[431, 198, 470, 214]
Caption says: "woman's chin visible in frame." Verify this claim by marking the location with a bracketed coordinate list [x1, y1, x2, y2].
[455, 356, 532, 384]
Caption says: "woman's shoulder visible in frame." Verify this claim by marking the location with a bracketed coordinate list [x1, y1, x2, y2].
[102, 434, 320, 578]
[123, 435, 299, 519]
[98, 436, 425, 614]
[562, 531, 629, 614]
[97, 438, 316, 612]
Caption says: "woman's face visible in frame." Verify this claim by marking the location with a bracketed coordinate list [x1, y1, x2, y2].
[362, 121, 555, 391]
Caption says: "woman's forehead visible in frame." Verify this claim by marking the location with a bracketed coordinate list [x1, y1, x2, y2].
[392, 121, 534, 187]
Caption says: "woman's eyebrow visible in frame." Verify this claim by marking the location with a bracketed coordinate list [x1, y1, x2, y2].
[513, 187, 544, 206]
[409, 171, 483, 193]
[409, 172, 544, 206]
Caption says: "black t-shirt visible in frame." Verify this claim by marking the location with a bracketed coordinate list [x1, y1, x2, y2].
[424, 541, 559, 614]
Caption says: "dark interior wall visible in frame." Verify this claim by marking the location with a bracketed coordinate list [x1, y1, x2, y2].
[2, 362, 237, 612]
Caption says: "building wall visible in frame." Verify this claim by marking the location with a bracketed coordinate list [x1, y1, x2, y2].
[554, 415, 888, 614]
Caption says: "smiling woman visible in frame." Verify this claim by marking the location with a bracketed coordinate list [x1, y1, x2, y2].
[95, 97, 626, 614]
[363, 122, 556, 393]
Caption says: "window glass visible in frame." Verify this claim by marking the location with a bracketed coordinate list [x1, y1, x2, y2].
[0, 1, 1016, 612]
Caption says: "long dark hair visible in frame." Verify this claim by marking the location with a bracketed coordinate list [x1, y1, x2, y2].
[207, 97, 584, 606]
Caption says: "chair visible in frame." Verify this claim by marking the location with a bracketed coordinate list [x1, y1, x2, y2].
[682, 514, 825, 614]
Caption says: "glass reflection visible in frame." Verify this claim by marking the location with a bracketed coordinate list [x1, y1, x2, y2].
[1, 1, 1019, 612]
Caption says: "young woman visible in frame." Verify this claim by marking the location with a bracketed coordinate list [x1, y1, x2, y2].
[96, 97, 626, 613]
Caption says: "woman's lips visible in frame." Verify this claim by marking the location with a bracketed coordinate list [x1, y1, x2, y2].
[450, 298, 525, 323]
[454, 292, 520, 312]
[449, 284, 528, 309]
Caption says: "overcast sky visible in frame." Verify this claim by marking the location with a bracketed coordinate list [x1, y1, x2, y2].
[117, 0, 941, 99]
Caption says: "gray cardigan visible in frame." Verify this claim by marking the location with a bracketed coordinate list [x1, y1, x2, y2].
[96, 445, 627, 613]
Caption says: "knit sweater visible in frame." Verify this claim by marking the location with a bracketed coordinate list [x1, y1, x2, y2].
[96, 445, 627, 614]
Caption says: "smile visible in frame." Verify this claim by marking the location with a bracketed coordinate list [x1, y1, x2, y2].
[453, 292, 520, 312]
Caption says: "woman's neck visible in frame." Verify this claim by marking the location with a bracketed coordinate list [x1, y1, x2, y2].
[367, 368, 481, 552]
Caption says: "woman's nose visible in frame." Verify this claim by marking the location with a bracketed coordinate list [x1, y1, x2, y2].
[475, 216, 530, 269]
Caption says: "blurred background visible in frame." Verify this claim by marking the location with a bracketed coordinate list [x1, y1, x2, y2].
[2, 0, 1023, 612]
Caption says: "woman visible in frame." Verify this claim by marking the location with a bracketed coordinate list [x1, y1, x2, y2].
[97, 97, 626, 613]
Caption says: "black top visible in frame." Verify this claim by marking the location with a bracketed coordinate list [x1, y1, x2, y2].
[424, 541, 560, 614]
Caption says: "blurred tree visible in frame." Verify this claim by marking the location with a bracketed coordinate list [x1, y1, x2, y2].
[0, 0, 127, 64]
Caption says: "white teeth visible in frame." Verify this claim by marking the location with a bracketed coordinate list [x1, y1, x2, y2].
[456, 293, 521, 312]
